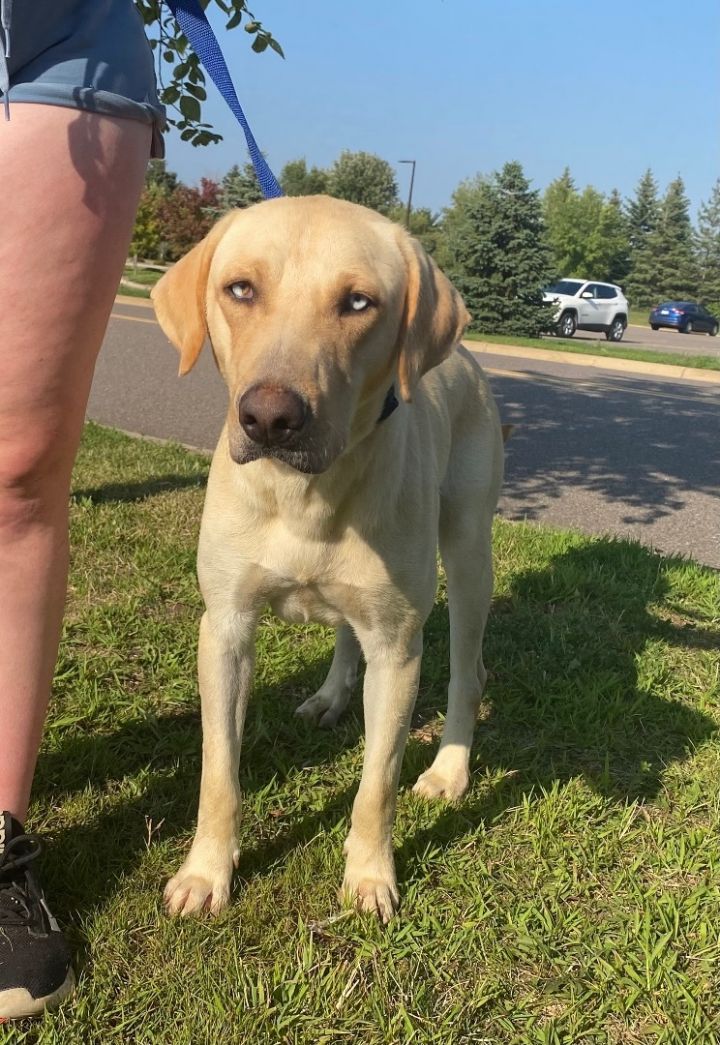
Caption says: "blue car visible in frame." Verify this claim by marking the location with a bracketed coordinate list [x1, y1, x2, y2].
[649, 301, 719, 335]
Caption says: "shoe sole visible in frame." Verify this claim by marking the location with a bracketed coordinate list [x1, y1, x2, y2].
[0, 967, 75, 1020]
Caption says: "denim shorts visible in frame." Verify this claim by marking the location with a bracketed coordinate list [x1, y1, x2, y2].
[1, 0, 166, 156]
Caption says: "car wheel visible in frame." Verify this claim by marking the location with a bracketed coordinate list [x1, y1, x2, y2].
[683, 321, 694, 334]
[650, 324, 659, 331]
[558, 311, 576, 338]
[711, 324, 718, 337]
[606, 317, 625, 342]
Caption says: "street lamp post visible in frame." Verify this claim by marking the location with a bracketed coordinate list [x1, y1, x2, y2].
[398, 159, 416, 229]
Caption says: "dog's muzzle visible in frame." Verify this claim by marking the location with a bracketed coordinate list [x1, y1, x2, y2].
[238, 384, 309, 448]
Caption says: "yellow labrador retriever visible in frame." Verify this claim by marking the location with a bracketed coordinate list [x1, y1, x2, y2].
[152, 195, 503, 922]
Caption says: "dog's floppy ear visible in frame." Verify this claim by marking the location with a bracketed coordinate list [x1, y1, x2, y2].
[395, 234, 470, 402]
[151, 212, 235, 376]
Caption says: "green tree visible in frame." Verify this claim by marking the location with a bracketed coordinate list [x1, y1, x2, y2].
[596, 189, 631, 286]
[327, 151, 399, 214]
[443, 161, 556, 337]
[129, 183, 167, 261]
[543, 173, 630, 284]
[697, 178, 720, 311]
[543, 168, 583, 275]
[584, 189, 631, 286]
[134, 1, 282, 147]
[145, 158, 178, 194]
[625, 169, 661, 307]
[387, 205, 445, 258]
[217, 163, 265, 212]
[653, 176, 697, 301]
[280, 158, 329, 196]
[130, 161, 179, 260]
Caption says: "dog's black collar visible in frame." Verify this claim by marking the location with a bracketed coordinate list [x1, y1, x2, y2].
[377, 385, 399, 424]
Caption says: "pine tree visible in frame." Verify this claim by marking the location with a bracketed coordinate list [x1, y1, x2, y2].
[218, 162, 264, 213]
[654, 177, 697, 301]
[444, 161, 556, 337]
[696, 178, 720, 311]
[625, 170, 661, 307]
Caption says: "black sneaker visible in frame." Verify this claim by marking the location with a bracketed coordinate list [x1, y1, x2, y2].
[0, 812, 74, 1021]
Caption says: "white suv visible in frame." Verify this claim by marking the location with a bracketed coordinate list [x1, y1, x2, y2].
[543, 279, 629, 342]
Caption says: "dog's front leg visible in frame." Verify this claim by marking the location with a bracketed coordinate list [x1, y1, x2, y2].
[342, 629, 423, 923]
[164, 609, 256, 916]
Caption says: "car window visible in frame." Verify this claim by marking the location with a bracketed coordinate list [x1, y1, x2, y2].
[596, 285, 618, 300]
[546, 280, 584, 296]
[584, 284, 601, 298]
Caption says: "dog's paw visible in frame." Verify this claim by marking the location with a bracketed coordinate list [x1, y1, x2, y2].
[341, 839, 399, 924]
[164, 853, 236, 917]
[412, 766, 469, 802]
[341, 873, 399, 925]
[295, 690, 347, 728]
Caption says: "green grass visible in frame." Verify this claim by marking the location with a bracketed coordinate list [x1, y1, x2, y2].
[123, 267, 163, 287]
[115, 283, 151, 299]
[465, 331, 720, 372]
[629, 309, 649, 327]
[118, 267, 163, 299]
[7, 423, 720, 1043]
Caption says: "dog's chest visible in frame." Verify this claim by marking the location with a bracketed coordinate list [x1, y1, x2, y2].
[269, 584, 347, 627]
[260, 532, 388, 630]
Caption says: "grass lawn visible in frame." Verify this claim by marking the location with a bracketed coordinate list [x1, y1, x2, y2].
[115, 283, 151, 299]
[119, 267, 163, 298]
[8, 424, 720, 1044]
[465, 331, 720, 372]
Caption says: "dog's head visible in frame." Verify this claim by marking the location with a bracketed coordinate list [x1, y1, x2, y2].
[152, 196, 469, 474]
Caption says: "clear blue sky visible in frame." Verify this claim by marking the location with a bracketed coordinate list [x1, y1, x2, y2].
[166, 0, 720, 216]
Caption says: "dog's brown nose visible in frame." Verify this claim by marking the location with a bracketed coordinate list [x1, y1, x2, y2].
[239, 384, 308, 447]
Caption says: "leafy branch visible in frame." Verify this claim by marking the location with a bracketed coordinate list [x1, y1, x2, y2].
[134, 1, 283, 147]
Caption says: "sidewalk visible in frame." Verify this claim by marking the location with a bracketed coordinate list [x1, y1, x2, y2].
[466, 339, 720, 386]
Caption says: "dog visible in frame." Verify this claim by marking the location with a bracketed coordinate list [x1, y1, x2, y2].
[151, 195, 504, 922]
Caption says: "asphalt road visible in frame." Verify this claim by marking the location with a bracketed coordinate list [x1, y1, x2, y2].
[566, 323, 720, 357]
[88, 298, 720, 568]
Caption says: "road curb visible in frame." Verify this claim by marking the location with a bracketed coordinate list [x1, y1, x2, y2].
[116, 293, 154, 308]
[465, 340, 720, 385]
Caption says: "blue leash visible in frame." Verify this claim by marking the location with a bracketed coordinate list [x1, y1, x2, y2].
[165, 0, 283, 200]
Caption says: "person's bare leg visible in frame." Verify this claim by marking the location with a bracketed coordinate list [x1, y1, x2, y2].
[0, 104, 151, 820]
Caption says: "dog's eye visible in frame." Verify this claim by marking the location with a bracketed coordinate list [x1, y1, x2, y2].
[345, 292, 372, 314]
[229, 281, 254, 302]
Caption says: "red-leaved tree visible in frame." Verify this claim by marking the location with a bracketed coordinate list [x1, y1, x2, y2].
[157, 178, 221, 261]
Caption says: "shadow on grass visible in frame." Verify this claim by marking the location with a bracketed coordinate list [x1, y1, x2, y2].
[37, 536, 716, 934]
[71, 473, 208, 505]
[398, 537, 717, 875]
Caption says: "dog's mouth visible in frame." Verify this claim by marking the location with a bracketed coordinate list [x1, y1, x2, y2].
[229, 442, 337, 474]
